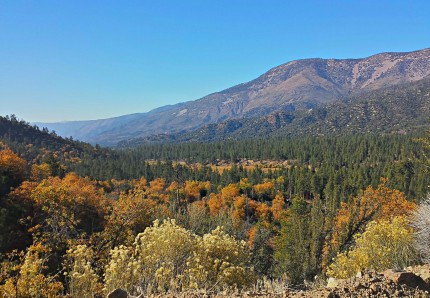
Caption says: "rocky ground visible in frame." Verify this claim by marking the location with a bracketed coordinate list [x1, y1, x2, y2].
[108, 266, 430, 298]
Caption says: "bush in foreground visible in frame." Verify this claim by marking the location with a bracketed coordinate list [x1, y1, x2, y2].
[102, 219, 254, 295]
[327, 216, 418, 279]
[186, 226, 254, 291]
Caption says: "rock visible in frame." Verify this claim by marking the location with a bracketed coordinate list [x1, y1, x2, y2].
[409, 264, 430, 284]
[107, 288, 128, 298]
[326, 291, 338, 298]
[353, 283, 366, 291]
[326, 277, 340, 288]
[382, 269, 430, 291]
[320, 270, 429, 298]
[369, 283, 380, 293]
[369, 276, 381, 283]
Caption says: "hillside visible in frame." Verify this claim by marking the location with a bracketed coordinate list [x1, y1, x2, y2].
[0, 115, 111, 170]
[118, 78, 430, 146]
[37, 48, 430, 146]
[0, 115, 86, 152]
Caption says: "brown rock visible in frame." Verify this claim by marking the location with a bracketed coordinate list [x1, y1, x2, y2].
[382, 269, 430, 291]
[107, 288, 128, 298]
[353, 283, 366, 291]
[409, 264, 430, 284]
[369, 283, 380, 294]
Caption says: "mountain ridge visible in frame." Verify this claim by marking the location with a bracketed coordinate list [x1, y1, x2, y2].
[35, 48, 430, 146]
[117, 77, 430, 146]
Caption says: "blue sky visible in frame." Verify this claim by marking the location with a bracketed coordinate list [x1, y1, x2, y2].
[1, 0, 429, 122]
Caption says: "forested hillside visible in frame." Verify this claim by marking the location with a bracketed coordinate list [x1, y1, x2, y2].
[0, 116, 429, 296]
[0, 115, 106, 165]
[119, 78, 430, 145]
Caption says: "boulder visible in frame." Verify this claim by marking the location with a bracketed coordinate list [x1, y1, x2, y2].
[107, 288, 128, 298]
[322, 270, 429, 298]
[382, 269, 430, 291]
[408, 264, 430, 284]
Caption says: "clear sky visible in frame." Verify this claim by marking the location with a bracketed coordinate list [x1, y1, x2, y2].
[1, 0, 429, 122]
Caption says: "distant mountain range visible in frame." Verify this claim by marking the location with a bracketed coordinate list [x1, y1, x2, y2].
[35, 48, 430, 146]
[118, 78, 430, 146]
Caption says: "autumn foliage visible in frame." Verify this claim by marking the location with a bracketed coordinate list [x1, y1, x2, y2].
[0, 148, 26, 194]
[327, 216, 418, 279]
[323, 179, 416, 268]
[0, 144, 426, 294]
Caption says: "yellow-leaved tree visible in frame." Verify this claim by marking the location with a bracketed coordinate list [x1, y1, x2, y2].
[104, 219, 195, 295]
[103, 245, 141, 295]
[0, 148, 26, 195]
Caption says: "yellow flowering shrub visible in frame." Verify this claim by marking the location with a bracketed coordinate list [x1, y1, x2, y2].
[65, 245, 101, 298]
[186, 226, 255, 291]
[133, 219, 197, 293]
[104, 245, 141, 295]
[327, 216, 418, 279]
[324, 180, 416, 269]
[102, 219, 253, 294]
[0, 243, 63, 298]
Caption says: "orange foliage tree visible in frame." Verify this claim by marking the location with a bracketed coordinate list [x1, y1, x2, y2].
[207, 193, 225, 217]
[0, 148, 27, 194]
[147, 178, 169, 203]
[102, 188, 157, 248]
[221, 183, 240, 205]
[184, 180, 210, 202]
[30, 163, 52, 182]
[232, 195, 248, 224]
[13, 173, 110, 249]
[252, 181, 275, 201]
[271, 193, 287, 221]
[323, 179, 416, 268]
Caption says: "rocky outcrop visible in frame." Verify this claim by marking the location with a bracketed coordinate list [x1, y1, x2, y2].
[322, 269, 429, 298]
[382, 269, 430, 291]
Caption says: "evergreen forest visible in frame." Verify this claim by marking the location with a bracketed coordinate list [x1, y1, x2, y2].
[0, 114, 429, 296]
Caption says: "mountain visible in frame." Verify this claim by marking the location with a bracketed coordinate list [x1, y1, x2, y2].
[118, 78, 430, 145]
[34, 113, 144, 142]
[36, 48, 430, 146]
